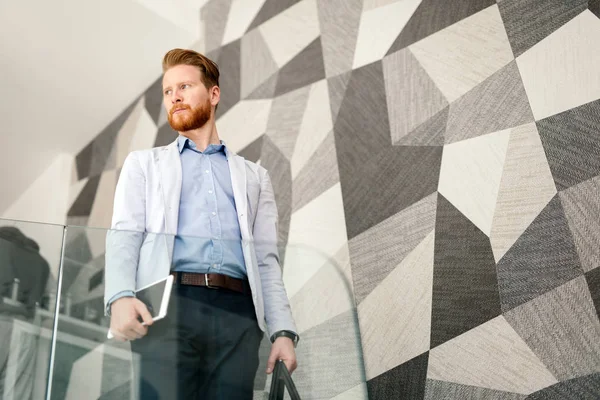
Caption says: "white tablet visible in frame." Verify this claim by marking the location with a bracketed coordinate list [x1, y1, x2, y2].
[107, 274, 174, 339]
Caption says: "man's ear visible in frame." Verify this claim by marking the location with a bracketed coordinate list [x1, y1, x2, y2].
[211, 85, 221, 107]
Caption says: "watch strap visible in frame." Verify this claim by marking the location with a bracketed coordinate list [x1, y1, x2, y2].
[270, 330, 299, 347]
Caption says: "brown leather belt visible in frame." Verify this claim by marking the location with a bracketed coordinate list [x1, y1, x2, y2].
[170, 272, 250, 295]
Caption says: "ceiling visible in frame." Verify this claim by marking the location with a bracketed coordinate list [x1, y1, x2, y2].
[0, 0, 204, 214]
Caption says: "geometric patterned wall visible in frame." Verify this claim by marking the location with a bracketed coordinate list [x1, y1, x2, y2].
[68, 0, 600, 398]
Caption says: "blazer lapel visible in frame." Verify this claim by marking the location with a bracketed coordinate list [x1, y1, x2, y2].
[158, 140, 182, 235]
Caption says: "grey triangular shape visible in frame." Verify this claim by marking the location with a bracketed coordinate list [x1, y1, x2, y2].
[67, 176, 102, 217]
[584, 268, 600, 322]
[292, 131, 339, 212]
[201, 0, 233, 53]
[386, 0, 496, 55]
[274, 38, 326, 97]
[426, 379, 526, 400]
[536, 98, 600, 191]
[318, 0, 362, 78]
[395, 106, 447, 146]
[238, 135, 264, 163]
[245, 71, 279, 100]
[213, 39, 241, 118]
[367, 352, 429, 398]
[445, 61, 534, 144]
[144, 77, 163, 125]
[432, 193, 501, 347]
[75, 99, 138, 180]
[498, 0, 589, 57]
[525, 373, 600, 399]
[497, 195, 584, 312]
[590, 0, 600, 18]
[246, 0, 302, 32]
[88, 99, 139, 178]
[154, 123, 178, 148]
[327, 71, 352, 125]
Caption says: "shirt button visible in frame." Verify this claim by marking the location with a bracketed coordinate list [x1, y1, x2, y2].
[212, 211, 216, 216]
[212, 264, 218, 268]
[205, 170, 209, 174]
[208, 190, 213, 194]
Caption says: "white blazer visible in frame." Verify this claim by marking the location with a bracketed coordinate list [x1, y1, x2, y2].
[104, 139, 296, 336]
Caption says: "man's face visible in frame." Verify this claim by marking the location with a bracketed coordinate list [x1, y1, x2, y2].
[162, 64, 216, 132]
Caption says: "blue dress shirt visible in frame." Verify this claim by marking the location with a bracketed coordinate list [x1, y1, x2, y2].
[107, 136, 246, 311]
[171, 136, 246, 278]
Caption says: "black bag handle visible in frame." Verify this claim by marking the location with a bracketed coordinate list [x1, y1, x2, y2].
[268, 360, 301, 400]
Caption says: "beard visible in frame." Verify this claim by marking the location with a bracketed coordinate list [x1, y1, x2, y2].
[167, 99, 212, 132]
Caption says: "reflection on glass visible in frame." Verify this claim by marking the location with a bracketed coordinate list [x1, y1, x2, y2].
[0, 219, 367, 399]
[0, 219, 64, 400]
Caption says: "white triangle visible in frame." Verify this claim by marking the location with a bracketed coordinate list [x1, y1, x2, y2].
[353, 0, 422, 69]
[428, 316, 558, 394]
[438, 129, 511, 237]
[283, 183, 348, 298]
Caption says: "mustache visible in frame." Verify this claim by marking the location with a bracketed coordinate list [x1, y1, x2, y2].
[170, 104, 191, 115]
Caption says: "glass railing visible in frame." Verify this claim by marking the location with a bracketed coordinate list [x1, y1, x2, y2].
[0, 218, 366, 399]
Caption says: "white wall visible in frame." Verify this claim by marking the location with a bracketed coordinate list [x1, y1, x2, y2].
[2, 153, 73, 226]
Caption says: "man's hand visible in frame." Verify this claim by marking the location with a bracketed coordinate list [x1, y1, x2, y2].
[266, 337, 297, 375]
[109, 297, 153, 342]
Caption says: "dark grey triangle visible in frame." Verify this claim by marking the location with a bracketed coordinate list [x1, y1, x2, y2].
[590, 0, 600, 18]
[425, 379, 526, 400]
[260, 135, 291, 261]
[386, 0, 496, 55]
[327, 71, 352, 125]
[432, 193, 502, 348]
[498, 0, 588, 58]
[62, 231, 93, 291]
[246, 0, 302, 32]
[584, 267, 600, 321]
[154, 123, 178, 148]
[238, 135, 264, 163]
[395, 106, 447, 146]
[245, 70, 279, 100]
[537, 98, 600, 191]
[67, 175, 101, 217]
[334, 61, 443, 239]
[274, 37, 326, 97]
[87, 99, 139, 178]
[214, 39, 241, 119]
[497, 195, 584, 312]
[144, 76, 163, 125]
[367, 352, 429, 399]
[75, 142, 93, 181]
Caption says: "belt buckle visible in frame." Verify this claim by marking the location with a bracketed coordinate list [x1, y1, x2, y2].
[204, 274, 218, 289]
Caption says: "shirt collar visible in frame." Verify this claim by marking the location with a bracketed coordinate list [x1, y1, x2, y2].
[177, 135, 227, 156]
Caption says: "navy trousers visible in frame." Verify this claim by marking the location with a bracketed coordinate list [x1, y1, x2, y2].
[130, 283, 264, 400]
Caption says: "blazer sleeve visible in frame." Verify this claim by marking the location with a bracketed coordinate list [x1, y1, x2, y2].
[252, 169, 297, 336]
[103, 151, 146, 315]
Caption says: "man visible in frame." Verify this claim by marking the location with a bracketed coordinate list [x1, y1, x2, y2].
[104, 48, 298, 399]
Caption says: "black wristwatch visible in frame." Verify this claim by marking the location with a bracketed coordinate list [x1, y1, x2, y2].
[270, 330, 299, 348]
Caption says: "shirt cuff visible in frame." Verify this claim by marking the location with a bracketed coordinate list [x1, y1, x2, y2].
[106, 290, 135, 316]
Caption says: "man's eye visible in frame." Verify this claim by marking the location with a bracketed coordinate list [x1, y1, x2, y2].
[164, 90, 171, 95]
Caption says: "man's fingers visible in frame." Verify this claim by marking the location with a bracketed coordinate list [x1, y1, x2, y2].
[266, 354, 278, 374]
[284, 359, 297, 374]
[128, 321, 148, 337]
[134, 300, 154, 326]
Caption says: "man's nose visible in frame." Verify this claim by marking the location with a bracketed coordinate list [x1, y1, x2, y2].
[171, 92, 182, 104]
